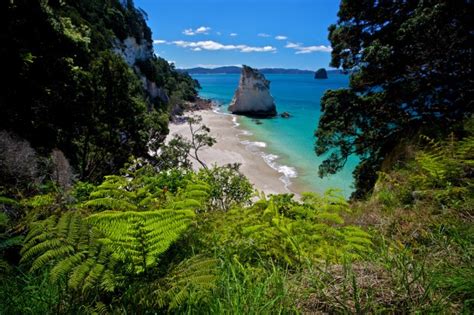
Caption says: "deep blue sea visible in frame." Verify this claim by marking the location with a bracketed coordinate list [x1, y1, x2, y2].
[192, 73, 358, 196]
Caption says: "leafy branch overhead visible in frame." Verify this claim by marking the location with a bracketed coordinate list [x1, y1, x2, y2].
[315, 0, 473, 198]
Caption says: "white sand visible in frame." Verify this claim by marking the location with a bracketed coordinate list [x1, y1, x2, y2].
[167, 110, 293, 196]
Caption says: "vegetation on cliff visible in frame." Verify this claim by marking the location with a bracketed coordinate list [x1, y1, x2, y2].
[0, 0, 199, 184]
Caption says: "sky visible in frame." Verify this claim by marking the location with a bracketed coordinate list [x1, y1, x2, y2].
[134, 0, 341, 70]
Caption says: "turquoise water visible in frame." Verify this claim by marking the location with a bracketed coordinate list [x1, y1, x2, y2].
[192, 73, 358, 196]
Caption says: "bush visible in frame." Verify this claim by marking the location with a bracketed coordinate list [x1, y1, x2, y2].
[199, 190, 372, 266]
[197, 164, 254, 211]
[0, 131, 39, 191]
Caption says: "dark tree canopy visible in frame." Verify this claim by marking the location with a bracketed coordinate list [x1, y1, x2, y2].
[0, 0, 199, 182]
[315, 0, 473, 198]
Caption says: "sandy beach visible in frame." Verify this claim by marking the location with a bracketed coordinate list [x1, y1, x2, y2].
[168, 109, 293, 196]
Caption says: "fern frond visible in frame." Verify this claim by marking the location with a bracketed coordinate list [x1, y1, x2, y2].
[154, 255, 218, 310]
[0, 196, 19, 207]
[87, 209, 195, 274]
[83, 197, 138, 211]
[21, 212, 118, 293]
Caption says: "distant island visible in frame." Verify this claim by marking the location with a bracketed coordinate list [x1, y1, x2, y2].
[314, 68, 328, 79]
[178, 66, 344, 75]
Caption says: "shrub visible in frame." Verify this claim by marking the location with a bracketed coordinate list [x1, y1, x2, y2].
[0, 131, 39, 191]
[197, 164, 254, 211]
[200, 190, 372, 266]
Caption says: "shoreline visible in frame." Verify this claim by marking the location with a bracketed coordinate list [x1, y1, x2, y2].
[168, 108, 300, 196]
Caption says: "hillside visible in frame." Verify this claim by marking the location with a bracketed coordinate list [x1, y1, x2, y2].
[179, 66, 343, 75]
[0, 0, 198, 182]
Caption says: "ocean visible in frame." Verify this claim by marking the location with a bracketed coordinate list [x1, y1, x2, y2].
[191, 73, 359, 197]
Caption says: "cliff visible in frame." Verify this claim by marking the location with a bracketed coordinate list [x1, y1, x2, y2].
[228, 65, 277, 117]
[112, 17, 169, 103]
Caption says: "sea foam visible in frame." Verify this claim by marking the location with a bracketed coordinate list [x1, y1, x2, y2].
[240, 140, 266, 148]
[261, 153, 298, 187]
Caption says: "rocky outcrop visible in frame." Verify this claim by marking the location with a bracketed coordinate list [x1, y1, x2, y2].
[228, 65, 277, 117]
[113, 37, 152, 65]
[113, 37, 168, 103]
[314, 68, 328, 79]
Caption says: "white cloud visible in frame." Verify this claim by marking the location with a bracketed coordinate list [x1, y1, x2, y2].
[275, 35, 287, 40]
[153, 39, 167, 44]
[216, 31, 222, 35]
[183, 26, 211, 36]
[285, 42, 299, 49]
[196, 26, 211, 33]
[285, 42, 332, 54]
[257, 33, 271, 37]
[230, 33, 238, 37]
[171, 40, 276, 53]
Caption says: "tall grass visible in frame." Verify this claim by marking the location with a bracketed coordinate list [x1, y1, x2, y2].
[182, 256, 296, 314]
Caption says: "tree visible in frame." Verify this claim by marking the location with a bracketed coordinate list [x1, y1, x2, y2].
[0, 0, 198, 184]
[153, 115, 216, 171]
[314, 0, 473, 198]
[186, 115, 217, 169]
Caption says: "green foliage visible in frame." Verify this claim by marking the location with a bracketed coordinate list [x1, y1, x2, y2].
[153, 114, 218, 172]
[203, 257, 295, 314]
[0, 269, 60, 314]
[202, 190, 372, 266]
[19, 168, 211, 309]
[315, 0, 473, 197]
[197, 164, 254, 211]
[138, 57, 200, 105]
[154, 135, 193, 171]
[152, 255, 218, 310]
[20, 212, 118, 292]
[433, 266, 474, 311]
[87, 209, 195, 275]
[374, 130, 474, 210]
[1, 0, 198, 183]
[0, 212, 23, 273]
[83, 168, 209, 213]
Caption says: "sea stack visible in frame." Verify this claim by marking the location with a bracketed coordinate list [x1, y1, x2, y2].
[228, 65, 277, 117]
[314, 68, 328, 79]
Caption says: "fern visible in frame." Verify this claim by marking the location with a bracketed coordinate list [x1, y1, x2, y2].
[207, 190, 372, 265]
[171, 180, 210, 212]
[21, 212, 118, 292]
[0, 196, 19, 207]
[87, 209, 195, 274]
[153, 255, 218, 310]
[412, 134, 474, 205]
[83, 174, 210, 214]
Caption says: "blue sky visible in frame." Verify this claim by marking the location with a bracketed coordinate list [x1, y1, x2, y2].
[134, 0, 340, 70]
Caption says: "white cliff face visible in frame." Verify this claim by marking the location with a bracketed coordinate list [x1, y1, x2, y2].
[228, 66, 276, 117]
[113, 37, 152, 65]
[113, 37, 168, 103]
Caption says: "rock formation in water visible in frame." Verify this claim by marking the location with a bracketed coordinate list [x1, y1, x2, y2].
[228, 65, 277, 117]
[314, 68, 328, 79]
